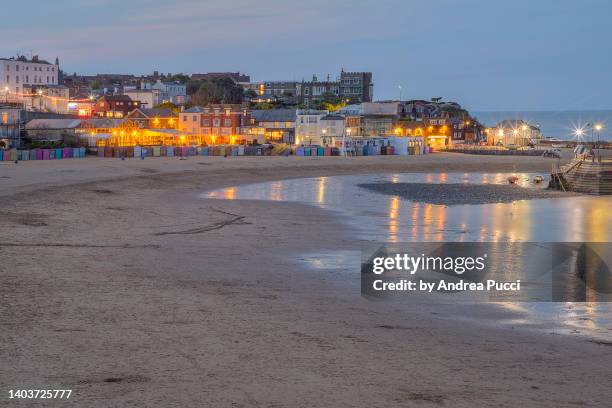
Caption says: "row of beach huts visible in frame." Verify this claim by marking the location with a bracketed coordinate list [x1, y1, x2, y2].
[0, 147, 87, 161]
[1, 137, 429, 161]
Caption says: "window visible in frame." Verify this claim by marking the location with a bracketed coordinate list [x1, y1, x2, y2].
[203, 119, 210, 126]
[26, 75, 29, 82]
[1, 112, 8, 124]
[15, 76, 19, 84]
[213, 118, 220, 127]
[16, 65, 19, 71]
[224, 118, 232, 127]
[182, 115, 187, 122]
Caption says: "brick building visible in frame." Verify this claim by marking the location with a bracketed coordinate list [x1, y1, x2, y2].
[178, 104, 254, 143]
[93, 95, 140, 118]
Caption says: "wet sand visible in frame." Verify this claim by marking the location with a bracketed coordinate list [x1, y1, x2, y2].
[358, 182, 576, 205]
[1, 154, 611, 407]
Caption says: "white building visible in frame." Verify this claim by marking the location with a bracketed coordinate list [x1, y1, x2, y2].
[151, 80, 187, 105]
[295, 110, 346, 145]
[489, 120, 543, 146]
[123, 89, 163, 109]
[0, 56, 60, 100]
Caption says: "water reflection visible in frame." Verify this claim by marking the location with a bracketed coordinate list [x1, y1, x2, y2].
[206, 172, 612, 243]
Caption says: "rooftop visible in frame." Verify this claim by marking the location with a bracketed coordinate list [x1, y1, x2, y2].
[128, 108, 177, 118]
[26, 118, 82, 129]
[1, 55, 54, 65]
[183, 106, 204, 113]
[251, 109, 297, 122]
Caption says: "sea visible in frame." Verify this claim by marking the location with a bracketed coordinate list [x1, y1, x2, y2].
[473, 110, 612, 141]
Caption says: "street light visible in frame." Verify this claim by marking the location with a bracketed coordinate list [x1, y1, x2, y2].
[321, 128, 327, 145]
[594, 123, 603, 156]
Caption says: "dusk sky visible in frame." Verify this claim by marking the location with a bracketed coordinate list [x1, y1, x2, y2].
[4, 0, 611, 111]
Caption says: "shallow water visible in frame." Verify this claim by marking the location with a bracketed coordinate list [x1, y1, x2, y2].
[205, 173, 612, 339]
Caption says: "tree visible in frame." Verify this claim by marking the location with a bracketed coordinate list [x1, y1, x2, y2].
[244, 89, 258, 99]
[191, 77, 244, 105]
[252, 102, 275, 110]
[154, 102, 180, 114]
[168, 73, 190, 84]
[305, 93, 347, 111]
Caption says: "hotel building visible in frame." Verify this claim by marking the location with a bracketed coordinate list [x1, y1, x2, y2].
[0, 56, 60, 100]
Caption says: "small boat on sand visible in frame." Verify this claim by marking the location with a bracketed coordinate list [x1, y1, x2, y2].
[534, 175, 544, 183]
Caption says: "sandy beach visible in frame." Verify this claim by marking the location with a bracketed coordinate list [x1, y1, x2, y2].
[1, 153, 611, 407]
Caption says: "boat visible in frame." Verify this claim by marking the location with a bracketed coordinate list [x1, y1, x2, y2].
[534, 175, 544, 183]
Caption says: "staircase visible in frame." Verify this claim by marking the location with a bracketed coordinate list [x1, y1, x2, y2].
[551, 158, 612, 194]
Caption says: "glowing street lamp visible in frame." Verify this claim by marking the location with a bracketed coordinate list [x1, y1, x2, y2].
[594, 123, 604, 154]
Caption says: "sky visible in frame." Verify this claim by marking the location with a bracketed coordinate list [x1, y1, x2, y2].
[3, 0, 612, 111]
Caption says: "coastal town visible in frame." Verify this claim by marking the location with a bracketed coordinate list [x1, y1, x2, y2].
[1, 54, 572, 158]
[3, 0, 612, 406]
